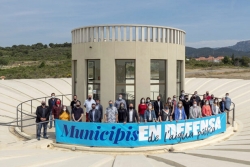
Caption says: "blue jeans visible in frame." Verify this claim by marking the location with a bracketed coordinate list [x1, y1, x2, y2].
[49, 110, 53, 128]
[139, 114, 144, 122]
[37, 122, 48, 138]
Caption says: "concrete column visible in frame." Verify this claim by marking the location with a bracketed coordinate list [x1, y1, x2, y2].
[141, 27, 145, 42]
[100, 27, 104, 41]
[135, 27, 139, 41]
[90, 27, 93, 42]
[167, 53, 177, 97]
[181, 59, 185, 91]
[157, 28, 161, 42]
[147, 28, 150, 42]
[118, 26, 121, 41]
[106, 26, 110, 41]
[162, 28, 166, 43]
[112, 26, 115, 41]
[153, 27, 156, 42]
[167, 29, 169, 43]
[123, 27, 127, 41]
[129, 27, 132, 41]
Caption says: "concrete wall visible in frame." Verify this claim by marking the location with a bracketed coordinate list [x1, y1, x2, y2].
[72, 41, 185, 115]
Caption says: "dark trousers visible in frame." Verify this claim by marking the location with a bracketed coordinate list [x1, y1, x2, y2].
[49, 110, 53, 128]
[37, 122, 48, 138]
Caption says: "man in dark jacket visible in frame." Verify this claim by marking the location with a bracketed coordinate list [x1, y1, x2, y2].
[48, 93, 57, 129]
[95, 99, 103, 122]
[88, 103, 101, 122]
[153, 96, 163, 119]
[126, 103, 139, 123]
[36, 101, 50, 140]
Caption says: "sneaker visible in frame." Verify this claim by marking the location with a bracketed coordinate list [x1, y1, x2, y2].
[227, 122, 230, 124]
[43, 136, 48, 139]
[37, 137, 40, 141]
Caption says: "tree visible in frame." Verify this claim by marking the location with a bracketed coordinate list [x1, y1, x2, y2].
[240, 56, 250, 67]
[38, 61, 45, 68]
[0, 58, 8, 68]
[49, 43, 54, 48]
[0, 51, 3, 56]
[231, 54, 235, 65]
[222, 56, 231, 64]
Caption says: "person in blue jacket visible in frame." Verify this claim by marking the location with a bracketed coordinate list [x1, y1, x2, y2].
[175, 101, 187, 121]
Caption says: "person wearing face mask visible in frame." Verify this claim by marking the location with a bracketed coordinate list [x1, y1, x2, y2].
[153, 96, 163, 120]
[202, 100, 212, 117]
[167, 97, 174, 120]
[126, 103, 139, 123]
[105, 100, 118, 123]
[70, 95, 81, 111]
[159, 103, 171, 122]
[206, 91, 211, 100]
[89, 103, 101, 122]
[209, 94, 215, 107]
[48, 93, 57, 129]
[144, 103, 157, 122]
[179, 90, 185, 101]
[59, 105, 70, 121]
[171, 95, 177, 120]
[182, 95, 191, 119]
[225, 93, 232, 124]
[52, 99, 62, 125]
[200, 94, 207, 108]
[117, 102, 127, 123]
[219, 97, 226, 112]
[146, 97, 151, 105]
[36, 101, 50, 140]
[175, 101, 187, 121]
[211, 98, 221, 115]
[189, 101, 202, 119]
[84, 94, 96, 122]
[114, 94, 127, 110]
[138, 98, 147, 122]
[95, 99, 103, 122]
[72, 101, 84, 122]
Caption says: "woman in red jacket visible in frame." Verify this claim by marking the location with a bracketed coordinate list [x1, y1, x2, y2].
[138, 98, 147, 122]
[202, 99, 212, 117]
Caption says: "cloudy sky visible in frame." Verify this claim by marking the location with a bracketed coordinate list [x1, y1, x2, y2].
[1, 0, 249, 48]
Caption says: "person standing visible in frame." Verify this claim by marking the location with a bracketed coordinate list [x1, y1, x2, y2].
[146, 97, 151, 105]
[36, 101, 50, 140]
[172, 95, 178, 120]
[194, 91, 201, 106]
[72, 101, 84, 122]
[225, 93, 232, 124]
[202, 100, 212, 117]
[179, 90, 185, 101]
[114, 94, 127, 110]
[138, 98, 147, 122]
[159, 103, 171, 122]
[48, 93, 57, 129]
[105, 100, 118, 123]
[52, 99, 62, 126]
[153, 96, 163, 120]
[144, 103, 157, 122]
[59, 105, 70, 121]
[209, 94, 215, 107]
[126, 103, 139, 123]
[182, 95, 191, 119]
[206, 91, 211, 100]
[189, 101, 202, 119]
[70, 95, 81, 111]
[89, 103, 101, 123]
[84, 94, 96, 122]
[219, 97, 226, 112]
[117, 102, 127, 123]
[167, 97, 174, 120]
[200, 94, 207, 108]
[211, 98, 221, 115]
[95, 99, 103, 122]
[175, 101, 187, 121]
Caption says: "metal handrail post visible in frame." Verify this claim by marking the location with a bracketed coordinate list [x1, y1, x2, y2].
[21, 104, 23, 132]
[232, 103, 235, 127]
[16, 107, 18, 126]
[62, 95, 63, 105]
[31, 100, 32, 114]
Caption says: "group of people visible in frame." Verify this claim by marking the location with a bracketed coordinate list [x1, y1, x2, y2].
[35, 91, 232, 140]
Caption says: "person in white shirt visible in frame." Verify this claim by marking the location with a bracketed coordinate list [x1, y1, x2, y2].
[125, 103, 139, 123]
[84, 94, 96, 122]
[211, 98, 221, 115]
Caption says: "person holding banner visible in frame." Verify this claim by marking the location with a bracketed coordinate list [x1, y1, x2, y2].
[118, 102, 127, 123]
[105, 100, 118, 123]
[189, 101, 202, 119]
[159, 103, 171, 122]
[72, 101, 84, 122]
[126, 103, 139, 123]
[144, 103, 157, 122]
[153, 96, 163, 119]
[202, 100, 212, 117]
[138, 98, 147, 122]
[88, 103, 101, 122]
[175, 101, 187, 121]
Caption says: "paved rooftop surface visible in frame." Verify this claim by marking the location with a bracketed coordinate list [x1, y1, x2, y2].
[0, 78, 250, 166]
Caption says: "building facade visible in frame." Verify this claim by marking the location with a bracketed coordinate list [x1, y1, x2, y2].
[71, 24, 185, 113]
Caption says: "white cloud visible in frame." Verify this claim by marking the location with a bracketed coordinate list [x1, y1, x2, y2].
[186, 39, 242, 48]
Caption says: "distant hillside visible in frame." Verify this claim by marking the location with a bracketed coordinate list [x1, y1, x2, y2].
[228, 40, 250, 52]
